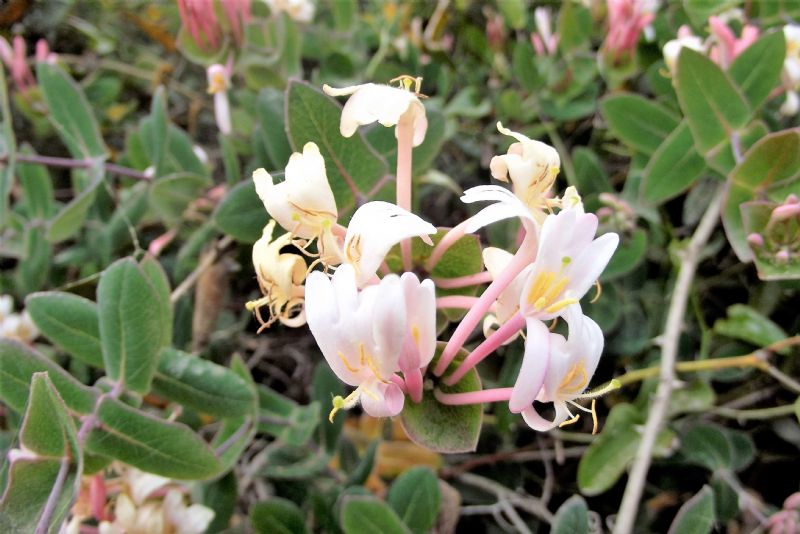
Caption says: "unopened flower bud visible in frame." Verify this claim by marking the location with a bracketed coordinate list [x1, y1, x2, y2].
[747, 233, 765, 247]
[775, 249, 790, 263]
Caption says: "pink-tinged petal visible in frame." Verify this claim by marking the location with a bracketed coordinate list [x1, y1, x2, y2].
[509, 318, 551, 412]
[566, 232, 619, 299]
[520, 401, 572, 431]
[360, 380, 405, 417]
[541, 332, 569, 401]
[398, 273, 437, 371]
[370, 275, 406, 378]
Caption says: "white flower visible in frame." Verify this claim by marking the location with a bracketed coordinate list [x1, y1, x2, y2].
[0, 311, 38, 343]
[124, 467, 171, 506]
[663, 26, 706, 73]
[253, 142, 338, 240]
[163, 489, 215, 534]
[247, 220, 307, 328]
[489, 122, 560, 218]
[342, 201, 436, 286]
[206, 64, 231, 135]
[781, 25, 800, 116]
[305, 264, 407, 419]
[515, 306, 605, 429]
[519, 206, 619, 322]
[99, 493, 164, 534]
[264, 0, 315, 23]
[397, 272, 436, 373]
[481, 247, 530, 343]
[0, 294, 12, 320]
[323, 82, 428, 146]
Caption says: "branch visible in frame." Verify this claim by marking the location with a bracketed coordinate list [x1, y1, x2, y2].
[457, 472, 555, 524]
[170, 236, 233, 304]
[0, 153, 152, 181]
[613, 185, 725, 534]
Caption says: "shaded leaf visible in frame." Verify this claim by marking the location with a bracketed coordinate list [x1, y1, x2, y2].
[251, 497, 309, 534]
[213, 178, 269, 243]
[602, 94, 680, 155]
[668, 485, 716, 534]
[387, 467, 441, 534]
[340, 496, 411, 534]
[552, 495, 589, 534]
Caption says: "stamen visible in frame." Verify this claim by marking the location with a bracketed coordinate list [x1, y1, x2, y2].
[328, 389, 361, 423]
[590, 280, 602, 303]
[558, 414, 581, 428]
[591, 399, 598, 435]
[543, 298, 579, 314]
[338, 351, 361, 373]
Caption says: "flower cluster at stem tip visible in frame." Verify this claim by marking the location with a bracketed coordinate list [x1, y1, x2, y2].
[248, 76, 620, 435]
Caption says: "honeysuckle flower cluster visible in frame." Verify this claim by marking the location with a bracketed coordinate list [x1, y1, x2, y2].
[662, 14, 759, 74]
[747, 194, 800, 266]
[249, 76, 619, 433]
[0, 36, 57, 94]
[65, 464, 214, 534]
[0, 295, 38, 344]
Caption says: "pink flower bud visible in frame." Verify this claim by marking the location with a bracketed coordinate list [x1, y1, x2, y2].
[784, 491, 800, 511]
[747, 233, 765, 247]
[775, 249, 790, 263]
[771, 203, 800, 222]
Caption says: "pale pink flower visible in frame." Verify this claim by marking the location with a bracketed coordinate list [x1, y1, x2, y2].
[708, 15, 759, 68]
[603, 0, 655, 63]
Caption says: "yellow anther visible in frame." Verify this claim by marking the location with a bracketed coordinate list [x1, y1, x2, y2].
[590, 280, 602, 303]
[338, 351, 361, 373]
[543, 298, 579, 314]
[591, 399, 598, 435]
[559, 413, 581, 428]
[412, 326, 421, 345]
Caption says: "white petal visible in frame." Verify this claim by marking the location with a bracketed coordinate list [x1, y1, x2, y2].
[566, 232, 619, 299]
[509, 318, 552, 412]
[369, 274, 407, 378]
[520, 401, 572, 431]
[460, 185, 535, 232]
[344, 201, 436, 286]
[398, 273, 437, 371]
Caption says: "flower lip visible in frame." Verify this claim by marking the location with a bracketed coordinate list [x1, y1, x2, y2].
[323, 82, 429, 146]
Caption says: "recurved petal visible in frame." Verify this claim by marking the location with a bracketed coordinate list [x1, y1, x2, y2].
[509, 318, 552, 413]
[520, 401, 573, 431]
[360, 380, 405, 417]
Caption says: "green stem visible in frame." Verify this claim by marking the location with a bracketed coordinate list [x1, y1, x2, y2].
[712, 404, 798, 421]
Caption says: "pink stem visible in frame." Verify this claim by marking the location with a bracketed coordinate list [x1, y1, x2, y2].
[425, 220, 469, 272]
[436, 295, 482, 310]
[396, 120, 414, 272]
[444, 313, 526, 386]
[404, 367, 424, 403]
[434, 271, 493, 289]
[391, 374, 408, 394]
[434, 232, 537, 376]
[435, 387, 514, 405]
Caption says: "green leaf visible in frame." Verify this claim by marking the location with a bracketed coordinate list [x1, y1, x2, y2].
[97, 257, 165, 394]
[36, 63, 107, 159]
[148, 173, 211, 226]
[674, 49, 750, 155]
[312, 363, 345, 453]
[152, 348, 255, 418]
[400, 344, 483, 453]
[260, 443, 330, 480]
[219, 132, 240, 187]
[366, 109, 446, 178]
[213, 179, 268, 243]
[724, 429, 755, 472]
[16, 228, 52, 295]
[46, 163, 105, 243]
[497, 0, 527, 29]
[602, 228, 647, 281]
[713, 304, 788, 351]
[139, 255, 173, 347]
[251, 498, 309, 534]
[165, 125, 208, 176]
[513, 40, 540, 91]
[17, 148, 55, 219]
[0, 65, 14, 223]
[387, 467, 440, 534]
[286, 80, 390, 213]
[257, 88, 293, 169]
[642, 121, 707, 204]
[682, 0, 740, 27]
[667, 485, 716, 534]
[86, 396, 221, 479]
[211, 355, 258, 473]
[552, 495, 589, 534]
[142, 86, 169, 177]
[573, 147, 611, 194]
[680, 425, 732, 471]
[729, 30, 786, 111]
[330, 0, 357, 31]
[340, 496, 411, 534]
[722, 130, 800, 261]
[0, 373, 81, 533]
[25, 291, 104, 368]
[668, 381, 715, 417]
[0, 339, 97, 414]
[601, 94, 680, 156]
[345, 441, 379, 487]
[558, 1, 592, 53]
[258, 385, 320, 446]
